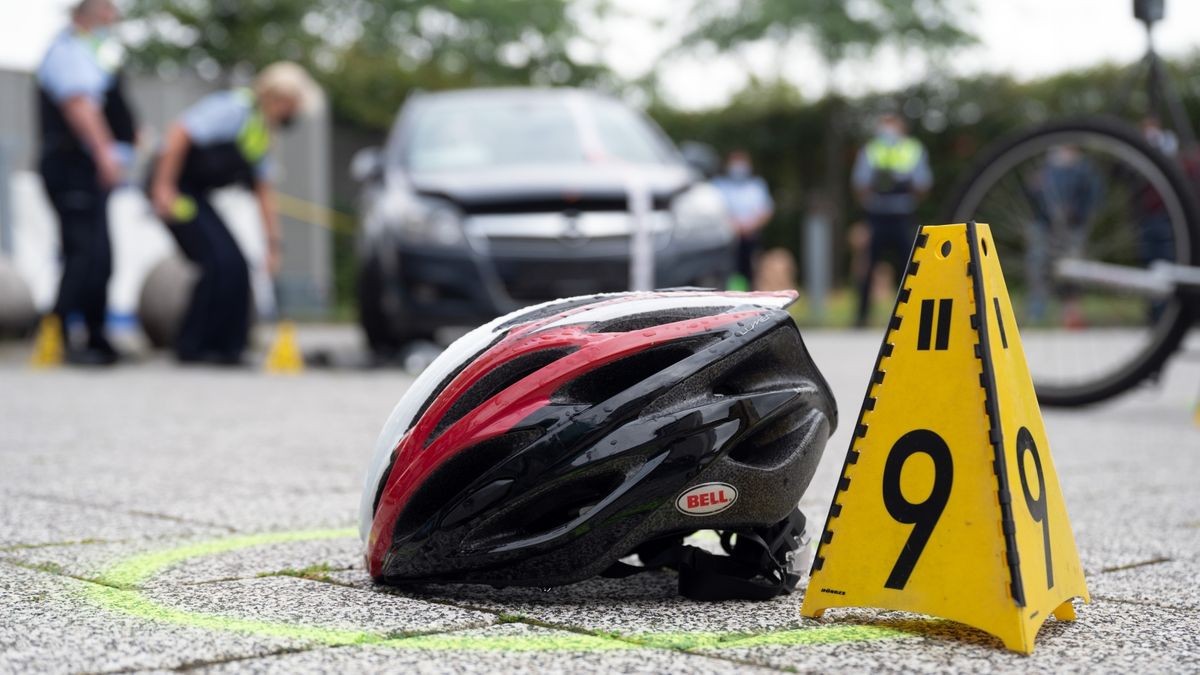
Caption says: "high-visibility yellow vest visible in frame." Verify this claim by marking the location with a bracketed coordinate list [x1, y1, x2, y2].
[234, 88, 271, 165]
[866, 137, 922, 175]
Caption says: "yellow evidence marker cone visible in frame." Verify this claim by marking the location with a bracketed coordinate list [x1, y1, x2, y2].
[801, 222, 1089, 654]
[264, 320, 305, 374]
[29, 314, 64, 368]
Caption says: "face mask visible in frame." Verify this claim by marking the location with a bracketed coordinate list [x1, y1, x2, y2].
[727, 162, 750, 179]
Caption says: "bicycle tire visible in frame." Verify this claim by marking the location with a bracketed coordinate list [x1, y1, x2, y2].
[942, 115, 1199, 407]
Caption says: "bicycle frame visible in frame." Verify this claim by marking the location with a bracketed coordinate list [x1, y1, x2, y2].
[1056, 259, 1200, 300]
[1116, 12, 1198, 148]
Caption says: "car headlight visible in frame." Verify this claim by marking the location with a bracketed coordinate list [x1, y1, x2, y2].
[671, 184, 733, 242]
[398, 196, 465, 247]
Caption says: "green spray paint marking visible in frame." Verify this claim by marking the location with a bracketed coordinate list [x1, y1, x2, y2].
[82, 528, 910, 651]
[96, 528, 356, 588]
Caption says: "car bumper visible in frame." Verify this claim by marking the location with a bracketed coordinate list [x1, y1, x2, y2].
[388, 238, 735, 329]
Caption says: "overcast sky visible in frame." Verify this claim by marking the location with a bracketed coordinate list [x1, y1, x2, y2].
[2, 0, 1199, 110]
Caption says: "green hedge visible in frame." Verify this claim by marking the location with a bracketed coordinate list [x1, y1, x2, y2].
[649, 55, 1200, 282]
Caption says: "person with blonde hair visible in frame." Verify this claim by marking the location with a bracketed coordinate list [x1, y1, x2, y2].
[148, 62, 322, 364]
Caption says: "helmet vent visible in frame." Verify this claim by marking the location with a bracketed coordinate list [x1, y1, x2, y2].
[392, 429, 542, 541]
[468, 469, 627, 548]
[554, 340, 706, 406]
[713, 326, 803, 397]
[591, 307, 714, 334]
[412, 332, 506, 429]
[728, 406, 824, 469]
[427, 347, 575, 445]
[496, 294, 613, 330]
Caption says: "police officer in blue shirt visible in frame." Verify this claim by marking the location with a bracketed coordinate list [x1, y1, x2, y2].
[36, 0, 135, 365]
[148, 62, 321, 365]
[711, 150, 775, 291]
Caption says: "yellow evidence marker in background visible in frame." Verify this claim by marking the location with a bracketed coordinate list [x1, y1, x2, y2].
[264, 321, 305, 374]
[801, 222, 1089, 654]
[29, 314, 64, 368]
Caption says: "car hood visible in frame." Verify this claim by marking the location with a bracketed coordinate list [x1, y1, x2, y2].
[407, 164, 694, 213]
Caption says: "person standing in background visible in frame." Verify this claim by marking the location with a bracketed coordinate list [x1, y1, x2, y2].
[1026, 145, 1101, 327]
[851, 112, 932, 327]
[36, 0, 135, 365]
[712, 150, 774, 291]
[148, 62, 322, 365]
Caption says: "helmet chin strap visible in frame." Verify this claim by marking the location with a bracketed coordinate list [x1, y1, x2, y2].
[601, 508, 808, 601]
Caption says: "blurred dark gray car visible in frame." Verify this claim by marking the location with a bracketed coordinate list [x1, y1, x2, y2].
[350, 87, 733, 352]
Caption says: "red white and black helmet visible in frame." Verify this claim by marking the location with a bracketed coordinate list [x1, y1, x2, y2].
[359, 290, 837, 600]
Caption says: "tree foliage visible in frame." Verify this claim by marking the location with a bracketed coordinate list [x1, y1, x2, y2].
[677, 0, 975, 64]
[651, 53, 1200, 275]
[120, 1, 980, 129]
[122, 1, 318, 72]
[121, 0, 611, 130]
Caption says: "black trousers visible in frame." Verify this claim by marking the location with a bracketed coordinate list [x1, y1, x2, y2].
[166, 192, 251, 362]
[736, 233, 760, 282]
[856, 212, 918, 326]
[39, 152, 111, 346]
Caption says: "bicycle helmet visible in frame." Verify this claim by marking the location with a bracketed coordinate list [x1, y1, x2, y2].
[359, 289, 837, 600]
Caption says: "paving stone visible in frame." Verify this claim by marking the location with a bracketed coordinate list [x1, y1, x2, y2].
[191, 622, 775, 674]
[1071, 487, 1200, 574]
[334, 567, 812, 636]
[1088, 558, 1200, 611]
[141, 490, 359, 533]
[143, 575, 496, 636]
[1075, 522, 1200, 576]
[0, 562, 304, 674]
[707, 599, 1200, 674]
[2, 326, 1198, 673]
[0, 495, 226, 548]
[1, 534, 362, 589]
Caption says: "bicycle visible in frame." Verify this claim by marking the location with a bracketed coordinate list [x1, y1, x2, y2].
[942, 0, 1200, 407]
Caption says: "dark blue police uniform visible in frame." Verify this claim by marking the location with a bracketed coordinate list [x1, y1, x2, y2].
[36, 28, 135, 353]
[160, 89, 271, 364]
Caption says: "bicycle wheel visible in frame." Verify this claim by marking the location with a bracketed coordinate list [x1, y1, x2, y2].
[943, 115, 1199, 406]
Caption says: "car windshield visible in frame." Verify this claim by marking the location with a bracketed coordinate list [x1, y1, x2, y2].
[402, 93, 674, 172]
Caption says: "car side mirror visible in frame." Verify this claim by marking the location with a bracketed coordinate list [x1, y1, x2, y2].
[679, 141, 721, 179]
[351, 146, 384, 182]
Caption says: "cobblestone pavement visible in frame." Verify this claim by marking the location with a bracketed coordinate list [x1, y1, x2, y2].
[1, 327, 1197, 673]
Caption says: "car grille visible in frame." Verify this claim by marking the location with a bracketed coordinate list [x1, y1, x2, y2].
[494, 258, 629, 302]
[456, 194, 673, 215]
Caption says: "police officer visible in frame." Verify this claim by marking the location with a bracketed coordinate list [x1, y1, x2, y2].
[1026, 145, 1100, 326]
[851, 112, 932, 327]
[148, 62, 321, 365]
[36, 0, 135, 365]
[711, 150, 775, 291]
